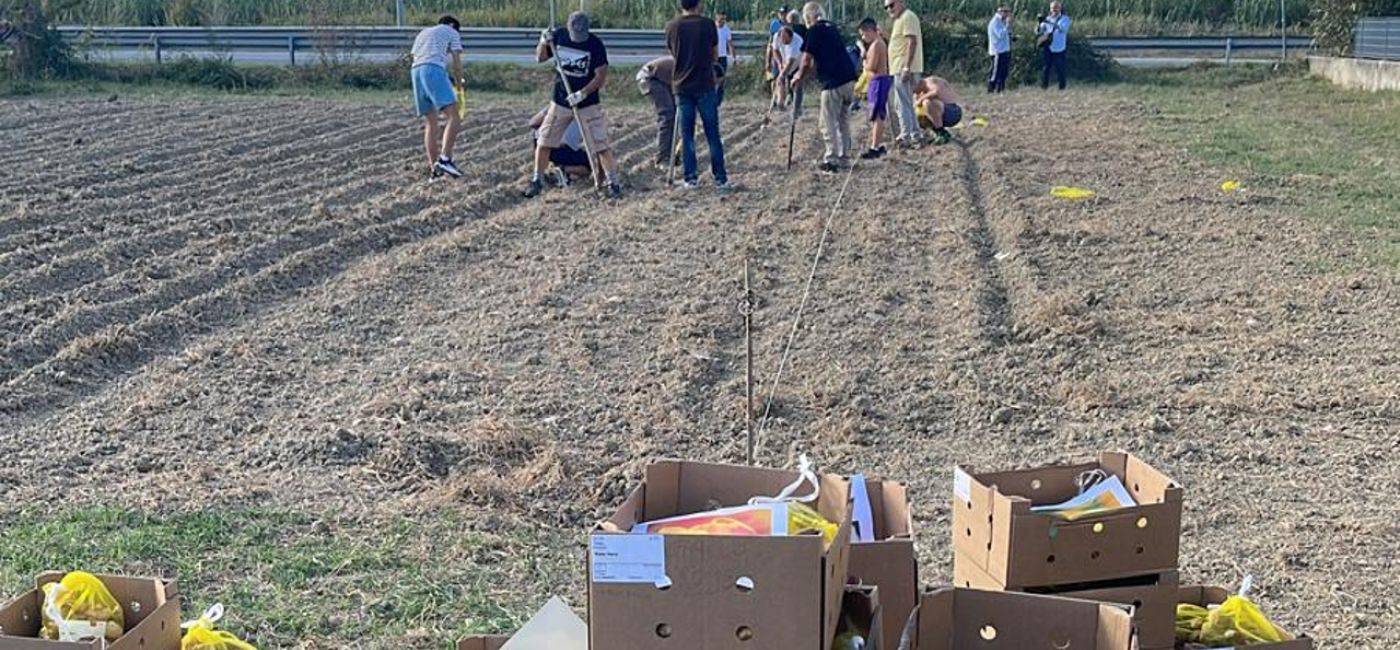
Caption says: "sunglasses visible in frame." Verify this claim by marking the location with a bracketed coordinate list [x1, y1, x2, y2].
[883, 2, 896, 8]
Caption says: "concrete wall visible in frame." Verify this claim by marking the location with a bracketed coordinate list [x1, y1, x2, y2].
[1308, 55, 1400, 92]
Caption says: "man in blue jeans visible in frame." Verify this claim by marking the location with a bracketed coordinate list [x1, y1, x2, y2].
[665, 0, 732, 191]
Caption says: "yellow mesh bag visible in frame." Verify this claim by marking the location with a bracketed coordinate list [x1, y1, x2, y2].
[1176, 593, 1294, 646]
[182, 604, 259, 650]
[40, 571, 125, 642]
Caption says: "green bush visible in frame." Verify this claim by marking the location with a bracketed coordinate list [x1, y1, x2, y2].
[1311, 0, 1400, 54]
[3, 0, 79, 80]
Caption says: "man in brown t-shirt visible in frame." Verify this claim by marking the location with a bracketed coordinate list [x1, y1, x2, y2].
[665, 0, 730, 190]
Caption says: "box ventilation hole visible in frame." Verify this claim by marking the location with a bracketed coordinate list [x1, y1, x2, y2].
[1132, 600, 1143, 609]
[1092, 522, 1105, 534]
[1135, 545, 1145, 554]
[1046, 554, 1056, 563]
[966, 527, 972, 537]
[1030, 479, 1042, 490]
[655, 623, 672, 638]
[980, 625, 998, 641]
[1052, 639, 1072, 649]
[736, 626, 754, 642]
[1090, 550, 1101, 560]
[1136, 517, 1149, 529]
[131, 601, 142, 613]
[735, 576, 755, 592]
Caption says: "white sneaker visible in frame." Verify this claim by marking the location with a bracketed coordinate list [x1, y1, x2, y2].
[716, 180, 735, 193]
[548, 167, 569, 187]
[676, 179, 700, 190]
[434, 157, 463, 178]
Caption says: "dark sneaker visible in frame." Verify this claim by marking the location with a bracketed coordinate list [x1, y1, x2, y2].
[607, 182, 623, 199]
[817, 161, 840, 173]
[859, 148, 882, 160]
[522, 178, 544, 198]
[932, 129, 953, 145]
[434, 157, 463, 178]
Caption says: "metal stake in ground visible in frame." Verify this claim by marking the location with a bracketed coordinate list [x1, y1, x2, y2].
[742, 258, 756, 465]
[547, 2, 604, 189]
[786, 84, 804, 170]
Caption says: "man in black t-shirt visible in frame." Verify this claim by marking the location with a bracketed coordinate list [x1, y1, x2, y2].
[791, 1, 858, 171]
[525, 12, 622, 199]
[665, 0, 731, 191]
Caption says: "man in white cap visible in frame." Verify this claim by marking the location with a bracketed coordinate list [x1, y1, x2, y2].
[525, 11, 622, 199]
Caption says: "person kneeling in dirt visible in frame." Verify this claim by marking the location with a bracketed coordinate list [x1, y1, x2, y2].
[914, 75, 963, 145]
[524, 12, 623, 199]
[529, 107, 593, 186]
[637, 55, 676, 170]
[410, 15, 466, 180]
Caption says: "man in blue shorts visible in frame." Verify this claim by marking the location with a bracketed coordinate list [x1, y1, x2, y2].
[410, 15, 465, 180]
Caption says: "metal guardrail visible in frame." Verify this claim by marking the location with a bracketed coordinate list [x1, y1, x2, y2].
[54, 26, 1315, 66]
[1355, 16, 1400, 61]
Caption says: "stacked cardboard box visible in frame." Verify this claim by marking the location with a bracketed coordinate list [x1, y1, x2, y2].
[951, 452, 1183, 650]
[846, 477, 917, 650]
[588, 459, 855, 649]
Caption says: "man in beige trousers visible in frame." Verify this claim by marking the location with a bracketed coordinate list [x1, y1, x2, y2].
[791, 2, 859, 172]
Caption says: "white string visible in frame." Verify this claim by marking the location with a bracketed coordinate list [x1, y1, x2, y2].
[748, 453, 820, 503]
[753, 154, 861, 463]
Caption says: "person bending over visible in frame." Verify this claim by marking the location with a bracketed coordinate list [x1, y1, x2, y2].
[914, 75, 963, 145]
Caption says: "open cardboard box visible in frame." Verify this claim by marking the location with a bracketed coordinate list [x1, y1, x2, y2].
[1175, 586, 1313, 650]
[457, 638, 509, 650]
[898, 587, 1136, 650]
[841, 584, 884, 650]
[589, 459, 853, 650]
[847, 477, 917, 650]
[952, 451, 1183, 588]
[955, 553, 1178, 650]
[0, 573, 181, 650]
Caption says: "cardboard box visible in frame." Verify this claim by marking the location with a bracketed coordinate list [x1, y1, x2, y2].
[456, 637, 509, 650]
[953, 451, 1183, 587]
[899, 587, 1136, 650]
[589, 459, 853, 650]
[847, 478, 917, 650]
[0, 573, 181, 650]
[955, 551, 1178, 650]
[1175, 586, 1314, 650]
[840, 585, 883, 650]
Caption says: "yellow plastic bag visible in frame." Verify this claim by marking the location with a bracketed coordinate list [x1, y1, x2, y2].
[40, 571, 125, 642]
[1221, 179, 1241, 192]
[183, 604, 259, 650]
[1050, 186, 1096, 200]
[1176, 595, 1293, 646]
[854, 69, 872, 95]
[453, 83, 468, 121]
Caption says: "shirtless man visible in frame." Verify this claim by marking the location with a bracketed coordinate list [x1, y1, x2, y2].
[857, 18, 891, 159]
[914, 75, 963, 145]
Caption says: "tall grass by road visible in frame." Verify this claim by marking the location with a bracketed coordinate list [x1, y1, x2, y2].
[46, 0, 1311, 33]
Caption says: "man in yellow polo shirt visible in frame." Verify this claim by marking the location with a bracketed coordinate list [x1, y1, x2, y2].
[884, 0, 923, 147]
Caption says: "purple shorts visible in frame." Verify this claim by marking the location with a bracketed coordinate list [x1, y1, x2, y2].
[867, 74, 893, 122]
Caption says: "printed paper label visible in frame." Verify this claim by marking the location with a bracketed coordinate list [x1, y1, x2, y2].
[57, 618, 108, 642]
[953, 467, 972, 505]
[590, 534, 667, 584]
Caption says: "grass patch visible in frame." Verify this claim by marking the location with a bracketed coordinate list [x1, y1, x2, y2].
[0, 507, 557, 649]
[1118, 65, 1400, 270]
